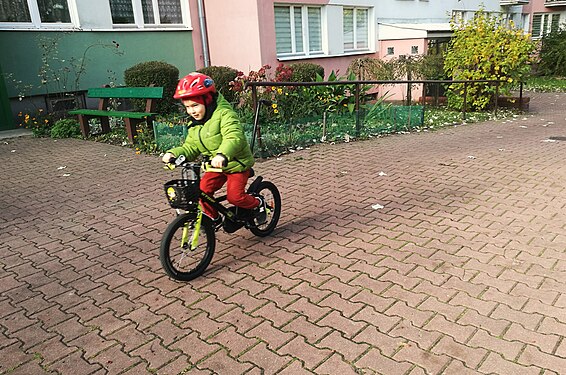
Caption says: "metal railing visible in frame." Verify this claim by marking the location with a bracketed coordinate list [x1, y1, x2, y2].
[246, 80, 524, 153]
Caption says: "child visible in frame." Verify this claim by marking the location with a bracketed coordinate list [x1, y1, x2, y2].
[162, 72, 266, 228]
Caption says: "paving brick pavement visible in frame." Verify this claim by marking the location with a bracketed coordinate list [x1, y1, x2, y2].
[1, 92, 565, 374]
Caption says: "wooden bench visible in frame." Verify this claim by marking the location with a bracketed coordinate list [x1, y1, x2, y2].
[69, 85, 163, 143]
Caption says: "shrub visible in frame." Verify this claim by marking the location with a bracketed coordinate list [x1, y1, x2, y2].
[444, 9, 536, 110]
[348, 57, 400, 80]
[50, 118, 81, 138]
[198, 65, 239, 104]
[288, 62, 324, 82]
[124, 61, 179, 114]
[537, 28, 566, 77]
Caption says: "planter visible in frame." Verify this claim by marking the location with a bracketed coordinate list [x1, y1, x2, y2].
[497, 96, 530, 111]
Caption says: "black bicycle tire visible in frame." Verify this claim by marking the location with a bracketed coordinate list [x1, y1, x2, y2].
[249, 181, 281, 237]
[160, 213, 215, 281]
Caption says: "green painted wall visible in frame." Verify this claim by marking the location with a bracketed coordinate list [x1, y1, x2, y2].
[0, 64, 15, 130]
[0, 30, 195, 98]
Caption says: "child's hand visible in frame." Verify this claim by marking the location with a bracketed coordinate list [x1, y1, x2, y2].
[162, 153, 175, 163]
[211, 154, 227, 168]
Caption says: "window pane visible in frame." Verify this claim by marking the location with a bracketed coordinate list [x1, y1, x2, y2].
[551, 13, 560, 33]
[37, 0, 71, 23]
[0, 0, 31, 22]
[308, 7, 321, 52]
[142, 0, 154, 23]
[294, 7, 303, 53]
[532, 14, 541, 37]
[110, 0, 135, 24]
[158, 0, 182, 24]
[542, 14, 548, 35]
[356, 9, 368, 49]
[275, 6, 292, 54]
[344, 8, 354, 50]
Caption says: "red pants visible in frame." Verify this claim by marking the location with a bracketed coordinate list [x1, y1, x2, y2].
[199, 170, 259, 219]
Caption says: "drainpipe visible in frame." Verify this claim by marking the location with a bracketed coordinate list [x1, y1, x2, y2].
[197, 0, 210, 67]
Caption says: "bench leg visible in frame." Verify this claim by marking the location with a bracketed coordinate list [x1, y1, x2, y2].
[77, 115, 90, 138]
[124, 118, 139, 144]
[101, 117, 111, 134]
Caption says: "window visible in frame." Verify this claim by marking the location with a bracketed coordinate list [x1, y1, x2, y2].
[274, 5, 322, 57]
[1, 0, 71, 24]
[343, 7, 369, 51]
[531, 13, 560, 39]
[411, 45, 418, 54]
[110, 0, 183, 26]
[387, 47, 394, 55]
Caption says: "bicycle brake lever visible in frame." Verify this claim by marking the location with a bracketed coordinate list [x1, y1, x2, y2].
[175, 155, 186, 166]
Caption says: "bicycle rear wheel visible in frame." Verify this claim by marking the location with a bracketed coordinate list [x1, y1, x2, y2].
[160, 213, 215, 281]
[249, 181, 281, 237]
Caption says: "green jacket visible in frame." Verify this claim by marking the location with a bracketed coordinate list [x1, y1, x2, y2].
[168, 93, 254, 173]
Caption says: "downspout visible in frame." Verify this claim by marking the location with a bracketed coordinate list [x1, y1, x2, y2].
[197, 0, 210, 67]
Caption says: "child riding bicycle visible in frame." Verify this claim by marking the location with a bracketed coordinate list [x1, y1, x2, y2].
[161, 72, 266, 228]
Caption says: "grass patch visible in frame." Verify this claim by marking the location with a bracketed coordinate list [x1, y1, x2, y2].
[523, 76, 566, 92]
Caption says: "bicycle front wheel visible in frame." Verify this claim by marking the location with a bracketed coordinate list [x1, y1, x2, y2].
[160, 213, 215, 281]
[249, 181, 281, 237]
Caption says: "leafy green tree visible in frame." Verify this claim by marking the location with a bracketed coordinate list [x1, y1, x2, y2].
[538, 27, 566, 77]
[444, 9, 536, 110]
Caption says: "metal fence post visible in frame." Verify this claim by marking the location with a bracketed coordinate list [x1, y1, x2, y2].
[462, 81, 468, 122]
[519, 81, 523, 112]
[355, 82, 361, 137]
[250, 84, 263, 153]
[494, 79, 499, 115]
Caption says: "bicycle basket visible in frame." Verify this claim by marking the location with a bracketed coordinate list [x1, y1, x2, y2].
[164, 179, 200, 209]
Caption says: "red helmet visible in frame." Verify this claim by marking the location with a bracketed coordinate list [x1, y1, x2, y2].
[173, 72, 216, 99]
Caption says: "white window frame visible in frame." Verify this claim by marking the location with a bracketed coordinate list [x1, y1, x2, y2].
[531, 13, 560, 39]
[343, 7, 369, 52]
[274, 4, 323, 58]
[111, 0, 190, 29]
[0, 0, 79, 29]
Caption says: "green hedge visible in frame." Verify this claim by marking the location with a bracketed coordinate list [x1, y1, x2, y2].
[124, 61, 180, 114]
[289, 62, 324, 82]
[197, 66, 239, 104]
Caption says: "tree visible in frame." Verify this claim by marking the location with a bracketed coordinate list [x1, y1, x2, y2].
[443, 9, 536, 110]
[538, 27, 566, 77]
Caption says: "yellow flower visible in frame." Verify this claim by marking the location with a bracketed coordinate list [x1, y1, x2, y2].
[135, 150, 141, 155]
[271, 103, 277, 109]
[25, 114, 30, 121]
[274, 109, 279, 114]
[277, 88, 283, 94]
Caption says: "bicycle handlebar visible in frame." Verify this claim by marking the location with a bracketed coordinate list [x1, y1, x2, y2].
[163, 154, 226, 172]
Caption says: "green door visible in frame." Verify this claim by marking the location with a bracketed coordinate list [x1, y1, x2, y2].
[0, 64, 15, 131]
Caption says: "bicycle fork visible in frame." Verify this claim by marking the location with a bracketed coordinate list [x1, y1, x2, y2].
[180, 209, 203, 251]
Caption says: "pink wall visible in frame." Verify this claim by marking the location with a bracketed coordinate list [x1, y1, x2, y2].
[523, 0, 560, 14]
[197, 0, 264, 72]
[195, 0, 368, 78]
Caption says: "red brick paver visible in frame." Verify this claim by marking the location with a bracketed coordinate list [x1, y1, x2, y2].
[1, 92, 565, 374]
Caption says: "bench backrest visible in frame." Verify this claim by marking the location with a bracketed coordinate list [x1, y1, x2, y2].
[87, 86, 164, 99]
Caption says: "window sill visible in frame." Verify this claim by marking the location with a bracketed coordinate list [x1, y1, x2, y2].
[277, 49, 375, 61]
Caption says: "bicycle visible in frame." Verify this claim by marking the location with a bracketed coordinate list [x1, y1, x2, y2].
[159, 100, 281, 281]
